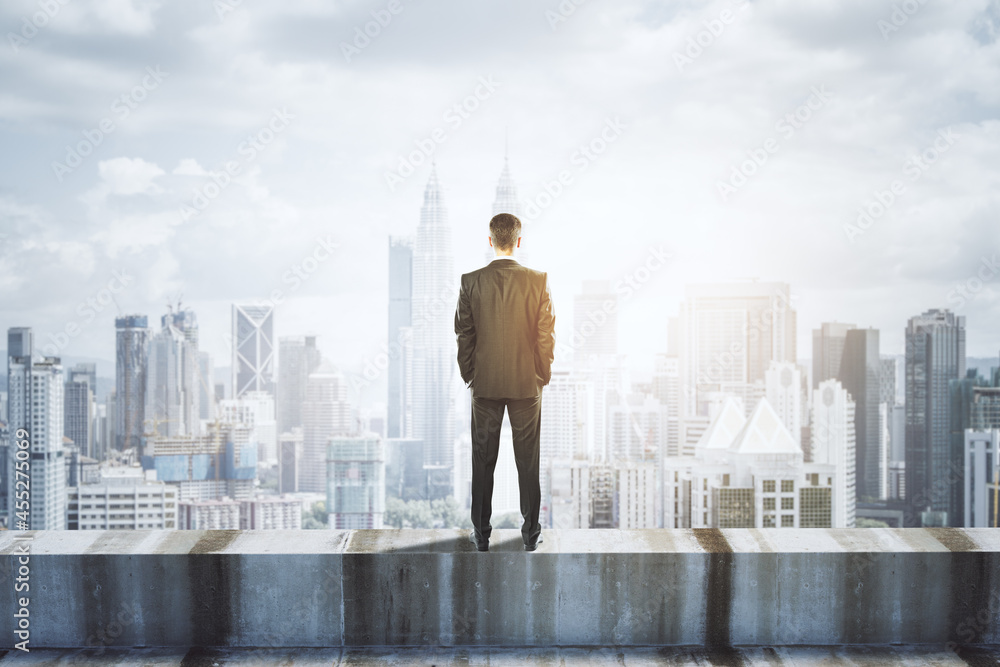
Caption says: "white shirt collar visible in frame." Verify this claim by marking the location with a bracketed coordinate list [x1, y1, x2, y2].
[492, 255, 517, 261]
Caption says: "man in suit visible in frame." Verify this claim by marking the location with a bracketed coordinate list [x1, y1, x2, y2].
[455, 213, 556, 552]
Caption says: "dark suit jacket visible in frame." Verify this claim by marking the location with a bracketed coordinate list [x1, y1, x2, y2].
[454, 258, 556, 399]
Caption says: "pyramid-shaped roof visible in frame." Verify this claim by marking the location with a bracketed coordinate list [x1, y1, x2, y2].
[729, 397, 800, 455]
[696, 397, 747, 451]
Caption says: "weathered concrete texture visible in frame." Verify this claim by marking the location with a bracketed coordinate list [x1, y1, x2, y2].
[2, 528, 1000, 648]
[3, 645, 1000, 665]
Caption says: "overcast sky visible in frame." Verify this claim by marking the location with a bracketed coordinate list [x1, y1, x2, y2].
[1, 0, 999, 405]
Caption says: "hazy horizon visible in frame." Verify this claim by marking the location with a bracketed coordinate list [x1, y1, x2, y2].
[2, 0, 999, 408]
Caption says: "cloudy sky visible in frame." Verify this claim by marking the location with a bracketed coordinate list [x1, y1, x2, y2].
[1, 0, 999, 405]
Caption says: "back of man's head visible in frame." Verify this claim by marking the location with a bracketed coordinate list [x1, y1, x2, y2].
[489, 213, 521, 252]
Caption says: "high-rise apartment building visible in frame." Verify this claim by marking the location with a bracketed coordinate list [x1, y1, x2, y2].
[7, 328, 66, 530]
[905, 308, 965, 526]
[115, 315, 148, 454]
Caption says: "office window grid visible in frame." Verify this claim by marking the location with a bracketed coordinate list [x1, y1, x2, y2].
[800, 486, 833, 528]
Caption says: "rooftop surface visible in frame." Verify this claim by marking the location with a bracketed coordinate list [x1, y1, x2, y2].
[2, 645, 999, 665]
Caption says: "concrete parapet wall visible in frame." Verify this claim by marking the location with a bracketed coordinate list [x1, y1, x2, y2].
[2, 528, 999, 648]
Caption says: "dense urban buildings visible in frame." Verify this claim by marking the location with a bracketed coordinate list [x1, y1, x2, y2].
[3, 164, 1000, 536]
[678, 281, 797, 419]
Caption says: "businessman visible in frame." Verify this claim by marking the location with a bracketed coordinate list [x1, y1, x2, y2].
[455, 213, 556, 552]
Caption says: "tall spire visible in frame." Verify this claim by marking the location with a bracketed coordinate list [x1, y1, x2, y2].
[492, 143, 521, 217]
[424, 162, 442, 207]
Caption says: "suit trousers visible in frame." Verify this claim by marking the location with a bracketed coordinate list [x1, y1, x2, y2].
[470, 392, 542, 547]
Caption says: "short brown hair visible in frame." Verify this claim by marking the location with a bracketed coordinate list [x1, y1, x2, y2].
[489, 213, 521, 251]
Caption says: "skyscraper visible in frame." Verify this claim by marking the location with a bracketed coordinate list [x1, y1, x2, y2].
[652, 354, 681, 456]
[572, 281, 618, 361]
[387, 237, 413, 439]
[839, 328, 882, 501]
[64, 363, 95, 458]
[679, 282, 796, 417]
[492, 153, 522, 217]
[765, 360, 803, 449]
[302, 360, 353, 493]
[484, 153, 526, 264]
[963, 429, 1000, 527]
[146, 307, 201, 438]
[7, 328, 65, 530]
[905, 308, 966, 526]
[115, 315, 148, 454]
[411, 167, 455, 483]
[327, 435, 385, 529]
[277, 336, 322, 434]
[812, 322, 855, 389]
[540, 369, 594, 463]
[231, 303, 275, 398]
[811, 379, 857, 528]
[198, 351, 215, 422]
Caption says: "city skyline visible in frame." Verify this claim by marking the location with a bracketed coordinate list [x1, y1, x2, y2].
[1, 1, 998, 391]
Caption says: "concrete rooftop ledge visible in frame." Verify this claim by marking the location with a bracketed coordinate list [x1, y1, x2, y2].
[2, 528, 999, 649]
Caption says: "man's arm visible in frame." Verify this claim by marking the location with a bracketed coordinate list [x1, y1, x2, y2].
[454, 276, 476, 387]
[535, 272, 556, 386]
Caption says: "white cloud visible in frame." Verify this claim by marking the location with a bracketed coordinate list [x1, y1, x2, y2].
[55, 0, 162, 35]
[172, 158, 209, 176]
[2, 0, 999, 370]
[97, 157, 165, 195]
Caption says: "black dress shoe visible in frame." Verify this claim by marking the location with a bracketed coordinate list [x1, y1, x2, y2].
[524, 534, 544, 552]
[470, 531, 488, 552]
